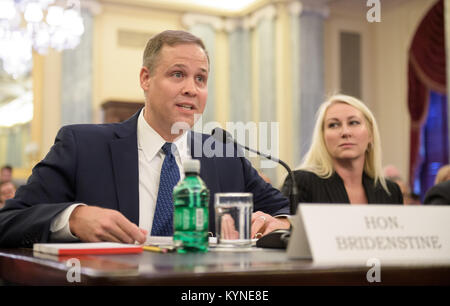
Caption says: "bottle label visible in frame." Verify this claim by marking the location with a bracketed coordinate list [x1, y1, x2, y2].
[196, 208, 204, 231]
[183, 208, 190, 230]
[175, 207, 208, 231]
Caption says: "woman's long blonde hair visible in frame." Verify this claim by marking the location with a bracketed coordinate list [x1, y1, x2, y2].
[299, 94, 389, 193]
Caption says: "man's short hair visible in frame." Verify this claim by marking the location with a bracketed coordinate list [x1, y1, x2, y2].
[142, 30, 209, 75]
[1, 165, 12, 172]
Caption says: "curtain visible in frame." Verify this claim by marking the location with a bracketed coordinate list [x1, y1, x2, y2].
[408, 0, 446, 187]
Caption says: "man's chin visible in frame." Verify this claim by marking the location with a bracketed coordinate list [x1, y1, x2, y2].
[170, 119, 194, 135]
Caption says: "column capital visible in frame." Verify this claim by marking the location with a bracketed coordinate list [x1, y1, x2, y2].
[289, 0, 329, 18]
[248, 4, 277, 28]
[288, 0, 303, 17]
[223, 4, 277, 32]
[224, 18, 246, 33]
[182, 13, 224, 31]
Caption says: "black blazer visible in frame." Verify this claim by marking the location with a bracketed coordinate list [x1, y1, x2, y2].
[281, 170, 403, 205]
[0, 109, 289, 248]
[424, 180, 450, 205]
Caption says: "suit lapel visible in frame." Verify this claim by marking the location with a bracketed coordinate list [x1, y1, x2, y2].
[197, 155, 220, 196]
[363, 174, 378, 204]
[324, 172, 350, 203]
[326, 172, 379, 204]
[109, 111, 141, 225]
[188, 131, 221, 194]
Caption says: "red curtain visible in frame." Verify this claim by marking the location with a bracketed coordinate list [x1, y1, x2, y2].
[408, 0, 446, 187]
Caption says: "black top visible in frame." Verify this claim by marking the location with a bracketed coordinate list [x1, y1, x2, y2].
[424, 180, 450, 205]
[281, 170, 403, 205]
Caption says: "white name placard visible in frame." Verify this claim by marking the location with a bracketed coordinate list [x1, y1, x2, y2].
[287, 204, 450, 266]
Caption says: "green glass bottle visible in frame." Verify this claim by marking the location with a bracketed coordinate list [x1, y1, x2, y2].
[173, 159, 210, 253]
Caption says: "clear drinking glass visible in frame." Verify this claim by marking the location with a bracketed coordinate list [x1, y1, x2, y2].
[215, 193, 253, 248]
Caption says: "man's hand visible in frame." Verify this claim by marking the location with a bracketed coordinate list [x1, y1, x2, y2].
[69, 206, 147, 244]
[220, 214, 239, 240]
[251, 211, 290, 239]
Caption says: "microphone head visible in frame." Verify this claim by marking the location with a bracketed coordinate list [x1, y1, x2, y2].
[211, 128, 233, 143]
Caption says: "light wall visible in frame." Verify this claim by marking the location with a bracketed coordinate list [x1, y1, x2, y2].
[92, 2, 185, 122]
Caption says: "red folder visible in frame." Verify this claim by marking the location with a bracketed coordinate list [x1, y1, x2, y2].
[33, 242, 143, 255]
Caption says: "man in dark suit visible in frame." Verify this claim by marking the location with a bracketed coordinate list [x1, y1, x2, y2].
[424, 180, 450, 205]
[0, 30, 290, 248]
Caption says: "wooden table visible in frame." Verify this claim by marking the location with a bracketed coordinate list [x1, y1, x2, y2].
[1, 247, 449, 286]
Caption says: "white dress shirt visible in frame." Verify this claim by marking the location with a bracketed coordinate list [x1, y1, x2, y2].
[50, 109, 190, 241]
[136, 109, 190, 233]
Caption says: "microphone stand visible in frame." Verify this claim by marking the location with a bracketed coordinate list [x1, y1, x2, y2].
[212, 128, 299, 215]
[240, 145, 299, 215]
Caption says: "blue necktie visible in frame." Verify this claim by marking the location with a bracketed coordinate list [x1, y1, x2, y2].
[151, 142, 180, 236]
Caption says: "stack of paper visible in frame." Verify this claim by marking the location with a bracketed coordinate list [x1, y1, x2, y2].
[33, 242, 143, 255]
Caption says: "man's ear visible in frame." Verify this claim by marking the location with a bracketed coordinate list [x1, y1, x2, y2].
[140, 66, 150, 90]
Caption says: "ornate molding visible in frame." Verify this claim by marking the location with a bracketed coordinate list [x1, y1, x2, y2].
[224, 18, 242, 33]
[248, 4, 277, 28]
[289, 0, 329, 18]
[222, 4, 276, 32]
[288, 1, 303, 17]
[181, 13, 224, 31]
[182, 3, 287, 32]
[223, 17, 253, 32]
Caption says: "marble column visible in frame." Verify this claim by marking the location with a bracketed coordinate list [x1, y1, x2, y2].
[251, 5, 278, 184]
[5, 124, 30, 167]
[182, 14, 223, 125]
[60, 8, 94, 125]
[226, 19, 252, 123]
[291, 0, 329, 165]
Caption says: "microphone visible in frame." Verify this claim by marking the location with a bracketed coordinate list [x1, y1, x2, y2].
[211, 127, 299, 215]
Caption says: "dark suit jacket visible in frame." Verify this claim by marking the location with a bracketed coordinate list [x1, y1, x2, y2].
[0, 110, 289, 247]
[281, 170, 403, 205]
[424, 180, 450, 205]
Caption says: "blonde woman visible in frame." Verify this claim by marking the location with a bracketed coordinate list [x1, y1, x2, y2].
[281, 94, 403, 205]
